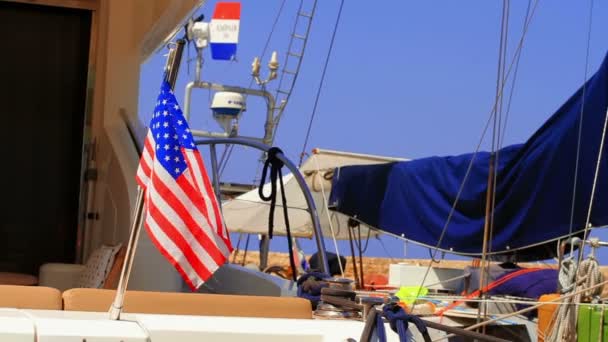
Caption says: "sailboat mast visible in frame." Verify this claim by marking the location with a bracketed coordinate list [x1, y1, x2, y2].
[477, 152, 496, 325]
[478, 0, 510, 327]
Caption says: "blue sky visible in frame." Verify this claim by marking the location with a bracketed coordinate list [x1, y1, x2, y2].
[139, 1, 608, 262]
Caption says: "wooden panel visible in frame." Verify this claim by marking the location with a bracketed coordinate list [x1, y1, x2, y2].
[2, 0, 98, 11]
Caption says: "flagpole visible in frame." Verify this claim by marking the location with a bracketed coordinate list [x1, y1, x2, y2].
[109, 39, 186, 320]
[108, 189, 144, 320]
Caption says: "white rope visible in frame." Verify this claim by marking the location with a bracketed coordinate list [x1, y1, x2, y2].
[548, 256, 603, 341]
[433, 278, 608, 342]
[312, 155, 345, 277]
[578, 107, 608, 262]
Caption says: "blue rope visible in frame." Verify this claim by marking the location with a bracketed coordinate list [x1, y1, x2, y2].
[374, 304, 431, 342]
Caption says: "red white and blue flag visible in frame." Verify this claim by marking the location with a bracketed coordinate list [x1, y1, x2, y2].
[209, 2, 240, 60]
[136, 80, 232, 290]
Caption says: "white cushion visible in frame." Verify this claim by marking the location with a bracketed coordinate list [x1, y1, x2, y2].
[39, 263, 86, 291]
[77, 244, 122, 288]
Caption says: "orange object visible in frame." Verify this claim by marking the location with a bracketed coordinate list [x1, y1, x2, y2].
[537, 293, 560, 342]
[364, 273, 388, 290]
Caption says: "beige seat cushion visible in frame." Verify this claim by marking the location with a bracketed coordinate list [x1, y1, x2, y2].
[63, 288, 312, 319]
[0, 285, 62, 310]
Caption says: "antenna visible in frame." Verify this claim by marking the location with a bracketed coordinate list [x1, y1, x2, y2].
[182, 2, 280, 144]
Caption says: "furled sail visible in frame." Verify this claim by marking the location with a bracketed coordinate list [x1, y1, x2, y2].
[329, 52, 608, 261]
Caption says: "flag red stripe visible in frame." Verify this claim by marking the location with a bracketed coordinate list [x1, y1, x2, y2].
[144, 205, 201, 284]
[155, 167, 230, 257]
[148, 167, 229, 261]
[163, 168, 224, 247]
[136, 133, 155, 187]
[182, 150, 217, 231]
[190, 151, 227, 240]
[174, 170, 211, 220]
[144, 221, 197, 290]
[150, 172, 228, 264]
[136, 159, 152, 188]
[147, 200, 215, 281]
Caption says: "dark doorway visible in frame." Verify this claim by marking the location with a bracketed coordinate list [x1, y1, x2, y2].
[0, 2, 91, 275]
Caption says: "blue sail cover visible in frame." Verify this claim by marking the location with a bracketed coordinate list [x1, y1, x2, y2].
[329, 53, 608, 261]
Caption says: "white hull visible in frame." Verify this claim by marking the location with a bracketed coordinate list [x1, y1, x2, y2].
[0, 308, 453, 341]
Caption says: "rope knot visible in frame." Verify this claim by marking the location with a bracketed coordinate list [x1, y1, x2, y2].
[374, 303, 431, 342]
[258, 147, 286, 226]
[383, 303, 429, 338]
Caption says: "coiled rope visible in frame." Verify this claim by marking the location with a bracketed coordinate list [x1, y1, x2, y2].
[548, 255, 603, 341]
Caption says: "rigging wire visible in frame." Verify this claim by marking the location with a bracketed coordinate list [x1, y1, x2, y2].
[354, 227, 372, 253]
[298, 0, 345, 167]
[488, 0, 510, 254]
[312, 154, 345, 276]
[415, 0, 541, 299]
[568, 0, 595, 237]
[219, 144, 234, 177]
[480, 0, 511, 327]
[498, 0, 533, 146]
[487, 0, 533, 263]
[578, 113, 608, 262]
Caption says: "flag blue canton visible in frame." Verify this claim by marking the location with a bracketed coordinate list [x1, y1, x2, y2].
[149, 81, 197, 179]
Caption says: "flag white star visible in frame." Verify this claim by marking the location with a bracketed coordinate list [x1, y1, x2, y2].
[164, 144, 170, 150]
[177, 120, 183, 125]
[164, 156, 170, 161]
[174, 146, 179, 151]
[162, 99, 168, 105]
[163, 122, 169, 128]
[163, 133, 169, 139]
[163, 110, 168, 116]
[173, 134, 178, 139]
[174, 168, 180, 174]
[174, 104, 179, 110]
[174, 157, 180, 162]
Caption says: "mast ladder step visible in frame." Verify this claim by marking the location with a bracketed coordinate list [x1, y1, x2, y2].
[298, 11, 313, 18]
[292, 34, 307, 40]
[287, 51, 303, 58]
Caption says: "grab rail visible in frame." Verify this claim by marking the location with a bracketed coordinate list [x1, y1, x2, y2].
[195, 137, 330, 275]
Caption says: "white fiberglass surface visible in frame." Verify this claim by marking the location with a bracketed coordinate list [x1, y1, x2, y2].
[0, 309, 409, 341]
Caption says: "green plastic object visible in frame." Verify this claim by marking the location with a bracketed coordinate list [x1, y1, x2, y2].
[577, 305, 608, 342]
[395, 286, 428, 305]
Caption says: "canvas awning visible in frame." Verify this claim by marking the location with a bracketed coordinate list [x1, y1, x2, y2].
[222, 148, 407, 239]
[329, 53, 608, 261]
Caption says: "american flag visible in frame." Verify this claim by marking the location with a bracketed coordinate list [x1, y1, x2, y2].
[136, 80, 232, 290]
